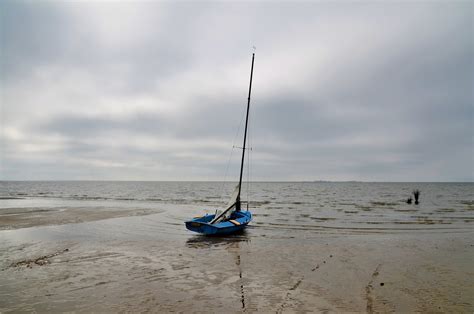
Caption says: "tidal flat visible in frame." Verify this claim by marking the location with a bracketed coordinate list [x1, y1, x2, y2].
[0, 181, 473, 312]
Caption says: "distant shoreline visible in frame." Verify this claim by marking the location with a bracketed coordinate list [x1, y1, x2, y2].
[1, 180, 473, 183]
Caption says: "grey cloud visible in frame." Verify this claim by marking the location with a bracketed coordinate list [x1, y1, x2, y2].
[40, 113, 167, 138]
[1, 1, 472, 181]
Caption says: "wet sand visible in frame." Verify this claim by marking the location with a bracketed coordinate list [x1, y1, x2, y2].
[0, 207, 164, 230]
[0, 210, 473, 313]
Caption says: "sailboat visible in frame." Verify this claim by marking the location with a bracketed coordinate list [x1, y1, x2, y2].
[185, 53, 255, 235]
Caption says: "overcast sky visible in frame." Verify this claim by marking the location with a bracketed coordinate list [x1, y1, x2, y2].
[1, 1, 472, 181]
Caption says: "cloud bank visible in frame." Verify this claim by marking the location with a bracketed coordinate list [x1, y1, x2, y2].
[1, 1, 472, 181]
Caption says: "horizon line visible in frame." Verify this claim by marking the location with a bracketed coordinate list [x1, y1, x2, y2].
[1, 180, 472, 183]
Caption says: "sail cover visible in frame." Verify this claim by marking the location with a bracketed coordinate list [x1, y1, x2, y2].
[211, 185, 240, 224]
[225, 185, 240, 210]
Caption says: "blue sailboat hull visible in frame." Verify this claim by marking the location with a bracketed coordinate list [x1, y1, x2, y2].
[185, 210, 252, 235]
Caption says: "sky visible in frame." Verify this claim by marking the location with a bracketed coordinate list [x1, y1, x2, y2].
[0, 1, 472, 182]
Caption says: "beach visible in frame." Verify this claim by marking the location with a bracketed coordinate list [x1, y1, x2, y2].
[0, 181, 473, 312]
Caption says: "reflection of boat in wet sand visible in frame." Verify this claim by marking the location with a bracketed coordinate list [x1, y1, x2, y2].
[185, 53, 255, 235]
[185, 233, 250, 249]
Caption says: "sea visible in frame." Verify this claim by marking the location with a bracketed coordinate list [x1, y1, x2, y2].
[1, 181, 473, 234]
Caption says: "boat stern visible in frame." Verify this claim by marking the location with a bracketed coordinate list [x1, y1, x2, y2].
[185, 214, 218, 234]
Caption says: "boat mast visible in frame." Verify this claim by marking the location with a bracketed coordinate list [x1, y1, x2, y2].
[237, 52, 255, 211]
